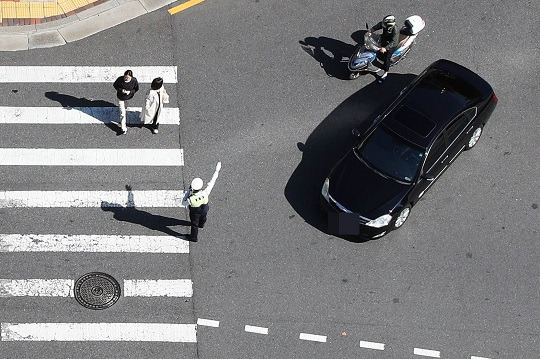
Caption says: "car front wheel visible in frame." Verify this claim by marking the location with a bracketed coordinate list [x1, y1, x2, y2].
[466, 126, 483, 150]
[394, 206, 411, 229]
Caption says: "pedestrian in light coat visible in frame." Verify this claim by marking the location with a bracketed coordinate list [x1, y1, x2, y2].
[140, 77, 169, 134]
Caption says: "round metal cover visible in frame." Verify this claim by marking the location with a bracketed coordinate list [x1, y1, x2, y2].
[74, 272, 121, 310]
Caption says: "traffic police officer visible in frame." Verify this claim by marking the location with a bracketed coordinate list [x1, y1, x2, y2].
[183, 162, 222, 242]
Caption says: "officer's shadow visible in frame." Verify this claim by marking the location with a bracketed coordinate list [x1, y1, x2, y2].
[100, 185, 190, 239]
[299, 31, 366, 80]
[45, 91, 141, 135]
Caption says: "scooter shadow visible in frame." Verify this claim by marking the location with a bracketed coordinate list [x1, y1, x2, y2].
[299, 31, 368, 80]
[284, 73, 416, 242]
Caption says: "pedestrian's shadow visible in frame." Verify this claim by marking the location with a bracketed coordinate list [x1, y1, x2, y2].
[299, 32, 366, 80]
[100, 185, 190, 239]
[45, 91, 142, 135]
[284, 73, 416, 242]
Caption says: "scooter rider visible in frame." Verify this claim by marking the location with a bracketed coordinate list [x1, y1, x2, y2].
[368, 15, 399, 82]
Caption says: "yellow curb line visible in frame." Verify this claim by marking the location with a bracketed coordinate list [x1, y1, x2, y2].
[168, 0, 203, 15]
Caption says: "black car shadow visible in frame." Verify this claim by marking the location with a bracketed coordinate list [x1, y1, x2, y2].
[100, 185, 190, 239]
[284, 73, 416, 242]
[299, 31, 368, 80]
[45, 91, 142, 135]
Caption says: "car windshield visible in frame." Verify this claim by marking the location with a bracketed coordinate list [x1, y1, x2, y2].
[354, 126, 424, 183]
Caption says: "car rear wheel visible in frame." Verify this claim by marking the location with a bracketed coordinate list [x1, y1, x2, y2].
[466, 126, 483, 150]
[394, 206, 411, 228]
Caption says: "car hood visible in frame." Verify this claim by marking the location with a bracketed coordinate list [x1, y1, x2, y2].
[328, 150, 410, 218]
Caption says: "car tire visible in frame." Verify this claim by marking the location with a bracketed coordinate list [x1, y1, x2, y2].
[465, 126, 483, 150]
[394, 206, 411, 229]
[349, 71, 361, 80]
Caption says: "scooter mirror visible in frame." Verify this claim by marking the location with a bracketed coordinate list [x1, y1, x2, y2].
[365, 22, 369, 30]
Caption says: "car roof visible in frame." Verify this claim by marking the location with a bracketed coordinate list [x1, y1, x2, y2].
[382, 59, 494, 148]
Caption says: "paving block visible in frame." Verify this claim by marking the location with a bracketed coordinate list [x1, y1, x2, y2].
[0, 34, 28, 51]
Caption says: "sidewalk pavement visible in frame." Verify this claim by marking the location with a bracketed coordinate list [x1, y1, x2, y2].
[0, 0, 177, 51]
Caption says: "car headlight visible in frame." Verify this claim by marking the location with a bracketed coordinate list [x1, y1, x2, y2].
[321, 178, 330, 201]
[366, 214, 392, 228]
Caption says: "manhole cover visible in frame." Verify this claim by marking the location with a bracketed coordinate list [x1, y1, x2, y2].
[74, 272, 121, 310]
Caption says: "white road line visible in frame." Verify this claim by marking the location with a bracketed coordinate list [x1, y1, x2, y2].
[299, 333, 327, 343]
[360, 340, 385, 350]
[0, 190, 186, 208]
[0, 66, 177, 83]
[0, 148, 184, 166]
[0, 107, 180, 124]
[0, 279, 192, 298]
[0, 279, 73, 297]
[0, 323, 196, 342]
[0, 234, 189, 253]
[197, 318, 219, 327]
[471, 356, 491, 359]
[124, 279, 192, 297]
[414, 348, 441, 357]
[244, 325, 268, 335]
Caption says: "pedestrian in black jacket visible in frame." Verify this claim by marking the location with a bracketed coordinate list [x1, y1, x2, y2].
[113, 70, 139, 134]
[369, 15, 399, 83]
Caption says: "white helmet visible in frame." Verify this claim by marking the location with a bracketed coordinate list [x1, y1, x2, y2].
[191, 178, 204, 191]
[382, 15, 396, 28]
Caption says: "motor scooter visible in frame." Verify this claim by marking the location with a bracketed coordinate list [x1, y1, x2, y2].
[348, 15, 425, 80]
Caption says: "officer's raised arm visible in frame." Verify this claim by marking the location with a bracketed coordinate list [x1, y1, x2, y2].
[205, 161, 222, 195]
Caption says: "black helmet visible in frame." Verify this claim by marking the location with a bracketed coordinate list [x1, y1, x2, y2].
[382, 15, 396, 29]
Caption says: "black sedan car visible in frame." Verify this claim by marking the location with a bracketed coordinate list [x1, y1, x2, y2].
[321, 59, 498, 238]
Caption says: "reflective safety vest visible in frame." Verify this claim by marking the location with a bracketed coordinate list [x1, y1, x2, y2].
[188, 190, 209, 208]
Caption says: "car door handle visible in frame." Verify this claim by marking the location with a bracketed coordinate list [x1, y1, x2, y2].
[442, 155, 449, 162]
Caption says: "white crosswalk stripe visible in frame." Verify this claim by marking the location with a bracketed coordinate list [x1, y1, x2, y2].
[0, 65, 195, 346]
[0, 234, 189, 253]
[0, 66, 177, 83]
[0, 279, 193, 297]
[0, 190, 186, 208]
[1, 323, 197, 342]
[0, 106, 180, 124]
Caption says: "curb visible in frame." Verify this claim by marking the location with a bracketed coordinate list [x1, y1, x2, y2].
[0, 0, 176, 51]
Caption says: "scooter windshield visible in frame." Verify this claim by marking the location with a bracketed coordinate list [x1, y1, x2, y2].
[364, 32, 381, 52]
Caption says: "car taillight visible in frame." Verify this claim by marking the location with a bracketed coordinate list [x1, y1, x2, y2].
[492, 92, 498, 103]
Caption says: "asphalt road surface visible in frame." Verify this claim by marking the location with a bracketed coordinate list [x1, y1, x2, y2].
[0, 0, 539, 358]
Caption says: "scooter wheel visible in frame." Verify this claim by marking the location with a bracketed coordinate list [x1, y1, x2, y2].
[349, 72, 361, 80]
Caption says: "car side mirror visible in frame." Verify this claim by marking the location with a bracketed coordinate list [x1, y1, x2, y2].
[352, 128, 362, 137]
[422, 173, 435, 181]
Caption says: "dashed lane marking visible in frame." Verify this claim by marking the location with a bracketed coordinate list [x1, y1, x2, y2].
[0, 66, 177, 83]
[0, 107, 180, 124]
[0, 190, 186, 208]
[168, 0, 204, 15]
[0, 234, 189, 253]
[299, 333, 327, 343]
[0, 323, 197, 342]
[244, 325, 268, 335]
[197, 318, 219, 327]
[360, 340, 385, 350]
[414, 347, 441, 357]
[0, 279, 192, 297]
[0, 148, 184, 166]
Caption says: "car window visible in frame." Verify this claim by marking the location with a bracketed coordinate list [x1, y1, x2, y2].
[355, 126, 425, 183]
[424, 133, 446, 171]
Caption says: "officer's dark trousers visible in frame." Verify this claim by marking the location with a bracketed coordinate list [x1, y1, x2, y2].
[189, 204, 209, 240]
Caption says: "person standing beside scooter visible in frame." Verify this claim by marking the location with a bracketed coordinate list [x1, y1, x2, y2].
[368, 15, 399, 83]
